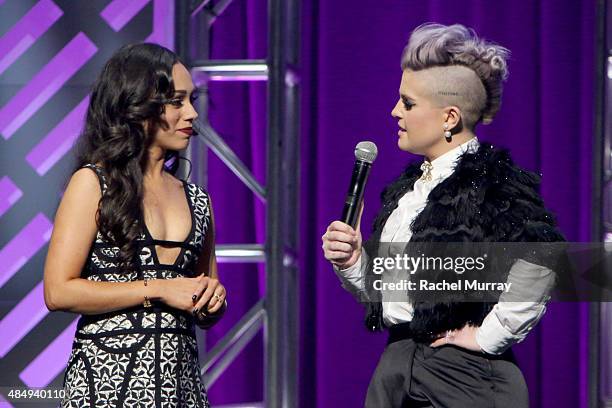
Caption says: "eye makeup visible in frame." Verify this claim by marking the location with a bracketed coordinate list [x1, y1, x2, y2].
[169, 88, 199, 107]
[402, 97, 414, 110]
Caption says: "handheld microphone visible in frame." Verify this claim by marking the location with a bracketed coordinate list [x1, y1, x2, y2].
[341, 141, 378, 228]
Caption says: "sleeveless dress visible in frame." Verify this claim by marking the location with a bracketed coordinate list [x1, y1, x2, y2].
[61, 164, 212, 408]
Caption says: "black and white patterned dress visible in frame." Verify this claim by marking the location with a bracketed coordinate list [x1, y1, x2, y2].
[61, 164, 212, 408]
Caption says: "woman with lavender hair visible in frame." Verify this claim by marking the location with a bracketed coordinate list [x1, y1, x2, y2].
[322, 23, 564, 407]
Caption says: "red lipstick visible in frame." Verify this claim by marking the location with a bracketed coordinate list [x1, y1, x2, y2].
[178, 127, 193, 136]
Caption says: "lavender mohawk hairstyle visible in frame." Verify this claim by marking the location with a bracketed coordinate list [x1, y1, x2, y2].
[402, 23, 510, 127]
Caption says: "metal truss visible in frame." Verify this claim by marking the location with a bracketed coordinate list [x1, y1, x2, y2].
[604, 0, 612, 244]
[175, 1, 299, 407]
[595, 1, 610, 407]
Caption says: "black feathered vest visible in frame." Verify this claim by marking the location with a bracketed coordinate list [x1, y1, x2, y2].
[363, 142, 565, 340]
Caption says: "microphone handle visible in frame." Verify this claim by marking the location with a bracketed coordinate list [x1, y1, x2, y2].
[341, 160, 371, 228]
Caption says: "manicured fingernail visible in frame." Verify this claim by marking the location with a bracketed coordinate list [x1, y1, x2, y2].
[192, 308, 198, 315]
[192, 294, 197, 303]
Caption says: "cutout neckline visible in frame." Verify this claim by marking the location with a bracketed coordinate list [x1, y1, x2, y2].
[142, 179, 195, 266]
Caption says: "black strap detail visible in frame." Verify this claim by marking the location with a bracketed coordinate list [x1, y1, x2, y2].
[76, 327, 195, 340]
[92, 239, 198, 252]
[86, 264, 187, 275]
[77, 303, 194, 328]
[143, 239, 198, 252]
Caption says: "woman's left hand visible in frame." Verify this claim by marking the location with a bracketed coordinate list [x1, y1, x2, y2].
[429, 325, 483, 352]
[192, 276, 226, 316]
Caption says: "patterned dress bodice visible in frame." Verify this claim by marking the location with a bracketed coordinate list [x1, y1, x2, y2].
[83, 163, 211, 279]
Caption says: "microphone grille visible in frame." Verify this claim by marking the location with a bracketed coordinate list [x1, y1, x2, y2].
[355, 141, 378, 163]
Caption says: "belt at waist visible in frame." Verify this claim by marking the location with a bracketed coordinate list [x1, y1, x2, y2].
[76, 303, 194, 330]
[388, 322, 518, 363]
[75, 326, 196, 340]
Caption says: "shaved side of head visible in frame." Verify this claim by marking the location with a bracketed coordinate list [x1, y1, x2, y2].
[414, 66, 487, 129]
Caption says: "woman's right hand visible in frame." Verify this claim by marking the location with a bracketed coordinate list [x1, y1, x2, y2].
[322, 220, 362, 269]
[153, 275, 210, 313]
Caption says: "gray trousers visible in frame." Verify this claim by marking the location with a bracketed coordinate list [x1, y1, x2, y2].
[365, 339, 529, 408]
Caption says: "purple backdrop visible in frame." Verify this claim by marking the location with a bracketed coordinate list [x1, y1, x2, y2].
[207, 0, 596, 407]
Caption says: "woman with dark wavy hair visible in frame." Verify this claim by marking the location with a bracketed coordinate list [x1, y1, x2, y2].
[43, 43, 223, 407]
[322, 23, 564, 407]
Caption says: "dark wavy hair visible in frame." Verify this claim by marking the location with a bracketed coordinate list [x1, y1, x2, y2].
[74, 43, 183, 273]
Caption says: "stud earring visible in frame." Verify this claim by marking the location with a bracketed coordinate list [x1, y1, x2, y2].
[443, 123, 452, 141]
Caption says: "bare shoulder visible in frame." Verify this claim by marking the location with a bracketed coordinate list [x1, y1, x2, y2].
[67, 167, 103, 199]
[55, 167, 103, 222]
[45, 167, 103, 286]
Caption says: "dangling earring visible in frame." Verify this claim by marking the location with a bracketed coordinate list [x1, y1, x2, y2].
[443, 123, 452, 142]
